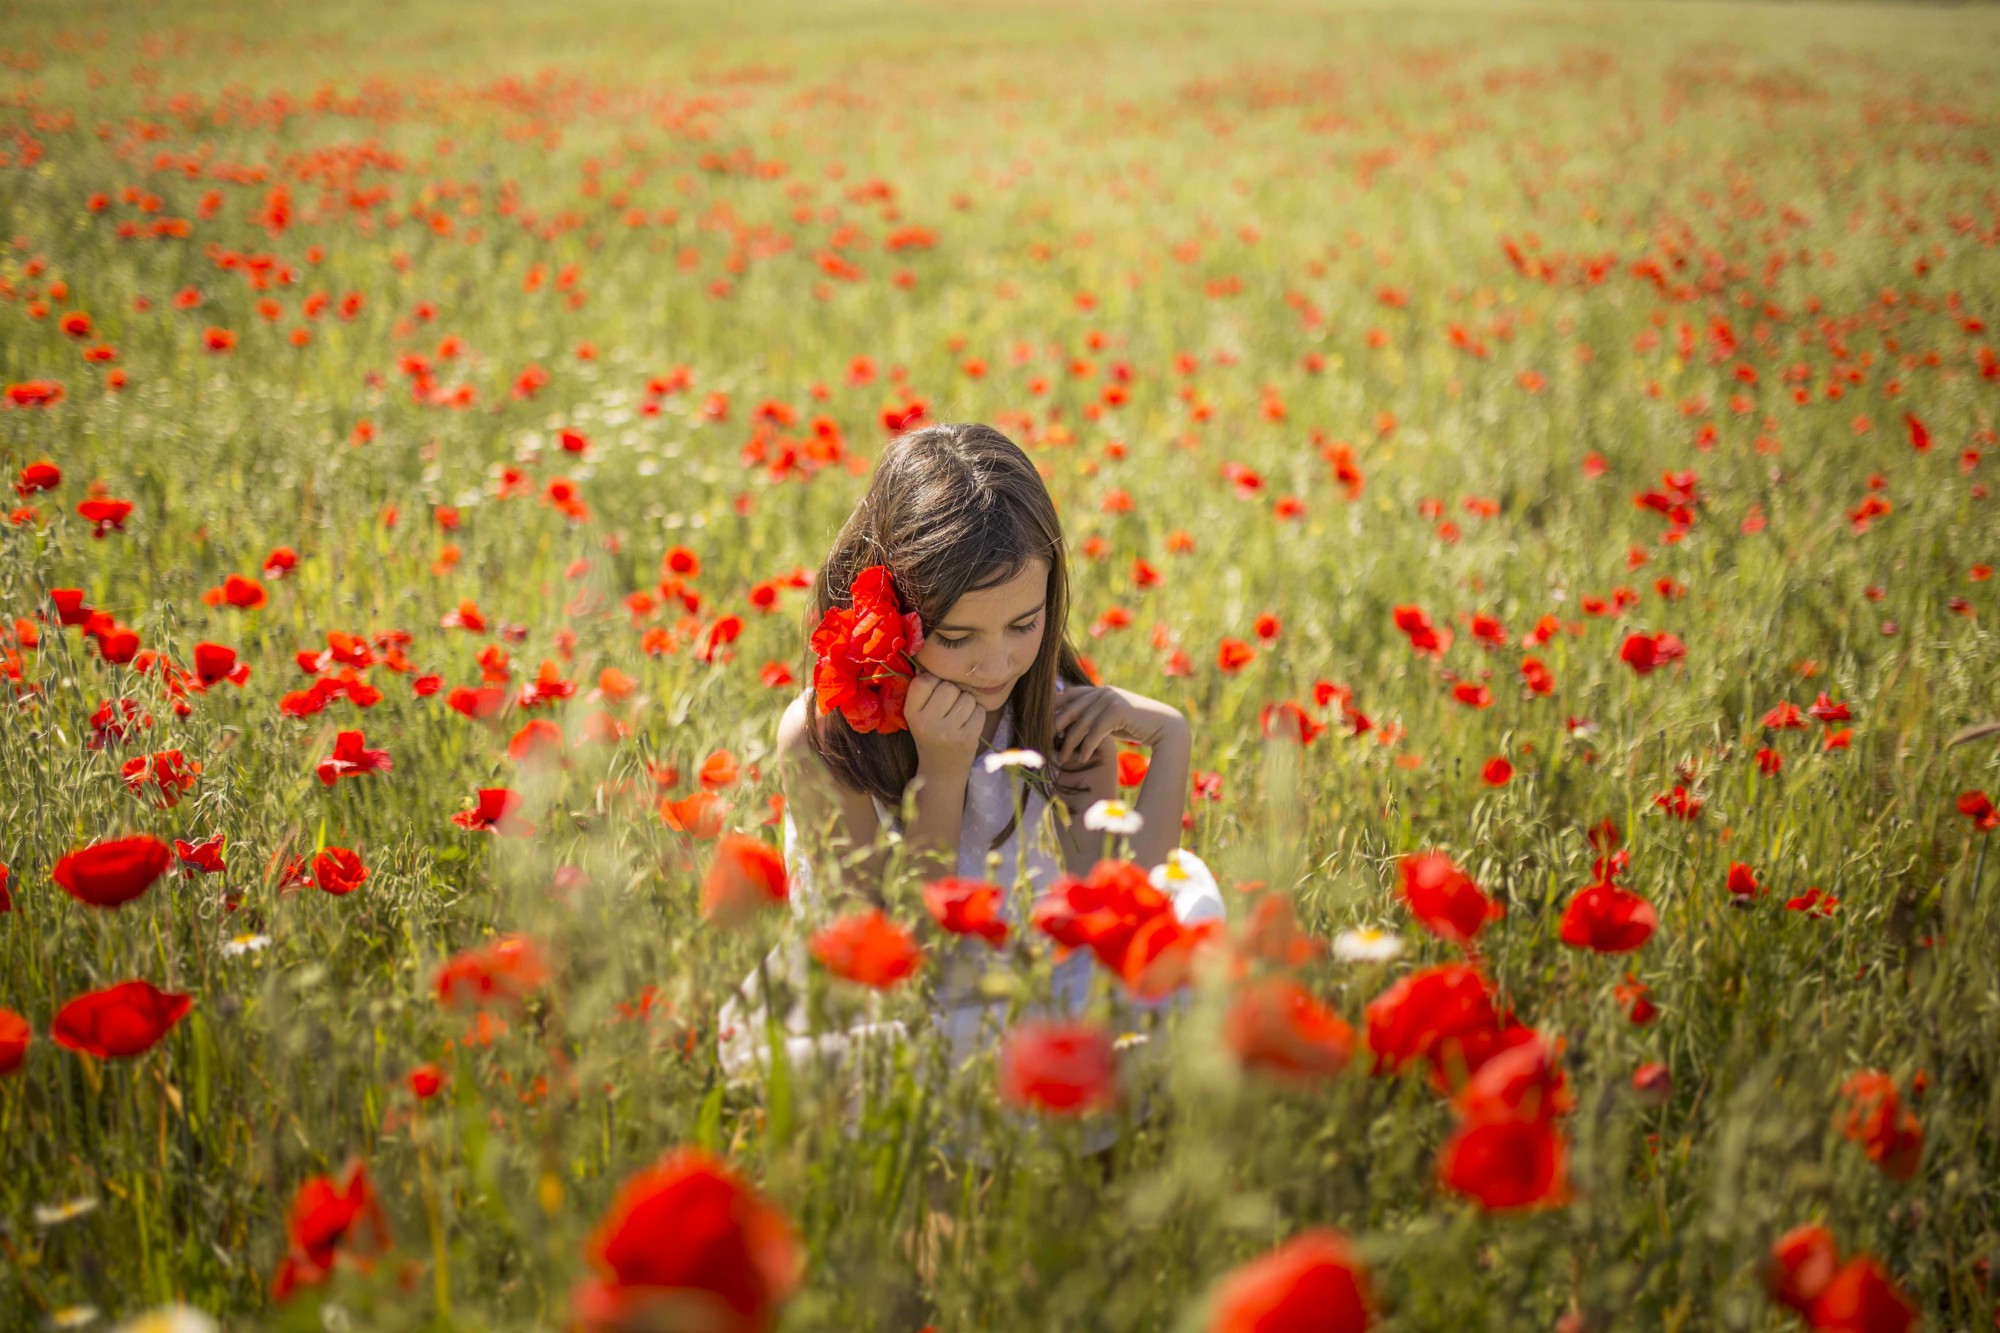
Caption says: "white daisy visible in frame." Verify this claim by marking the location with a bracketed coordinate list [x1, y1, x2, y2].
[221, 933, 270, 957]
[1333, 926, 1406, 964]
[981, 747, 1045, 774]
[1148, 848, 1195, 885]
[34, 1197, 99, 1227]
[50, 1307, 99, 1330]
[113, 1308, 219, 1333]
[1112, 1031, 1149, 1051]
[1083, 798, 1144, 835]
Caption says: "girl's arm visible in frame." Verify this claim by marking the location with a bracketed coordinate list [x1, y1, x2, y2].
[775, 694, 891, 910]
[1052, 685, 1191, 873]
[895, 671, 985, 889]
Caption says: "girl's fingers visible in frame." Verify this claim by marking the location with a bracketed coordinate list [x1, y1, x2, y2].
[1060, 717, 1109, 768]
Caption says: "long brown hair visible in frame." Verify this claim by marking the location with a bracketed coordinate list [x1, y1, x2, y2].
[799, 422, 1092, 850]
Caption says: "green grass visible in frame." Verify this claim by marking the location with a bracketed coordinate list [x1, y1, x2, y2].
[0, 0, 1996, 1327]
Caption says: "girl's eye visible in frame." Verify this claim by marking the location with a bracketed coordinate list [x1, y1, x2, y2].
[934, 619, 1036, 651]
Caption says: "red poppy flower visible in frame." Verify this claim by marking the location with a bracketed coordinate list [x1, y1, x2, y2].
[121, 749, 201, 808]
[809, 910, 923, 989]
[1449, 1034, 1573, 1125]
[998, 1020, 1119, 1116]
[1217, 637, 1257, 672]
[508, 718, 565, 767]
[453, 787, 534, 837]
[174, 834, 226, 875]
[314, 846, 368, 896]
[1225, 978, 1355, 1087]
[1259, 700, 1325, 744]
[701, 834, 788, 926]
[0, 862, 10, 914]
[447, 684, 509, 721]
[1619, 631, 1686, 675]
[1835, 1071, 1923, 1182]
[14, 461, 60, 496]
[434, 934, 550, 1010]
[572, 1147, 803, 1333]
[410, 1063, 446, 1099]
[1765, 1224, 1840, 1314]
[1805, 1256, 1916, 1333]
[1654, 785, 1703, 819]
[77, 496, 134, 537]
[1364, 962, 1511, 1085]
[1034, 858, 1177, 980]
[1451, 681, 1492, 709]
[192, 641, 251, 687]
[1436, 1115, 1571, 1211]
[316, 729, 392, 785]
[51, 979, 193, 1058]
[1558, 881, 1658, 953]
[1480, 757, 1512, 786]
[921, 876, 1009, 948]
[1205, 1228, 1374, 1332]
[1391, 604, 1452, 656]
[270, 1159, 392, 1302]
[0, 1008, 29, 1075]
[53, 834, 172, 908]
[202, 574, 268, 610]
[810, 565, 923, 735]
[1958, 790, 1998, 832]
[1614, 973, 1658, 1025]
[661, 790, 728, 840]
[1397, 852, 1502, 949]
[1119, 911, 1223, 1001]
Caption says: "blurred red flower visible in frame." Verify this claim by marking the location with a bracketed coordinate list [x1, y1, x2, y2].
[999, 1020, 1119, 1116]
[270, 1160, 391, 1302]
[1804, 1256, 1916, 1333]
[1436, 1116, 1570, 1211]
[434, 934, 550, 1011]
[316, 729, 392, 785]
[0, 1008, 30, 1074]
[1397, 852, 1502, 949]
[53, 834, 172, 908]
[701, 834, 788, 927]
[922, 876, 1009, 948]
[454, 787, 534, 837]
[1225, 977, 1355, 1088]
[313, 846, 368, 896]
[1835, 1070, 1923, 1182]
[809, 910, 923, 989]
[52, 979, 193, 1058]
[1558, 881, 1658, 953]
[1765, 1223, 1839, 1315]
[1205, 1228, 1374, 1332]
[572, 1148, 803, 1333]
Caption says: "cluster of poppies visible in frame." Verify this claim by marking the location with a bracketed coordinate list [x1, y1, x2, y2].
[808, 564, 926, 734]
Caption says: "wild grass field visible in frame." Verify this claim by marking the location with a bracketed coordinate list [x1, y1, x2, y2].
[1, 0, 1997, 1328]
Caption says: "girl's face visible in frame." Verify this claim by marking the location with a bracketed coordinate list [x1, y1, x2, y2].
[912, 557, 1050, 709]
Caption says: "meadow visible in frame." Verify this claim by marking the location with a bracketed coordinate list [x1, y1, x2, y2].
[1, 0, 1997, 1327]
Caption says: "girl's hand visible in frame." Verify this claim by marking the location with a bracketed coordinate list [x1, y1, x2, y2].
[1052, 685, 1187, 769]
[905, 671, 986, 770]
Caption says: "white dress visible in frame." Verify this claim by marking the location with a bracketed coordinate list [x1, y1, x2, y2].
[717, 683, 1226, 1083]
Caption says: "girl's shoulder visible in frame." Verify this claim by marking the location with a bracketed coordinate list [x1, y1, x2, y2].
[775, 689, 820, 763]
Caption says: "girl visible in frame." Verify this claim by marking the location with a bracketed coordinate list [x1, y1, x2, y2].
[718, 421, 1224, 1082]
